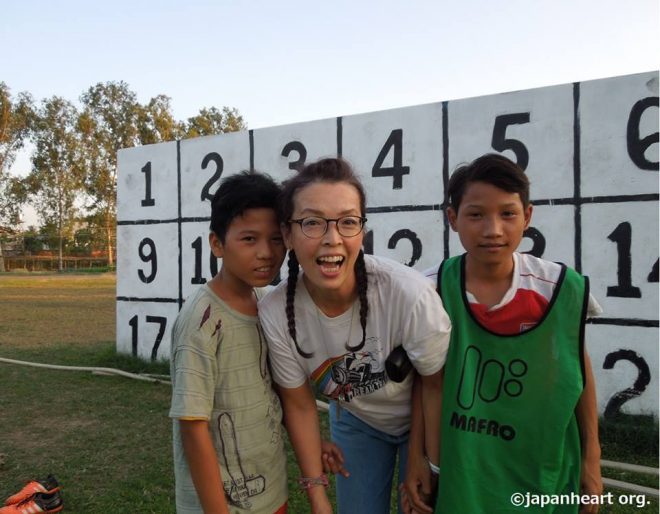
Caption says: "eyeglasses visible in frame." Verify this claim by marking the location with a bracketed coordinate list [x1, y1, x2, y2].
[288, 216, 367, 238]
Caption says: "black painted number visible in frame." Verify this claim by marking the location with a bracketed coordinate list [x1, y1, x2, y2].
[201, 152, 224, 202]
[521, 227, 546, 258]
[627, 97, 659, 171]
[648, 259, 659, 283]
[141, 162, 155, 207]
[129, 315, 167, 361]
[388, 229, 422, 267]
[603, 349, 651, 419]
[363, 229, 422, 267]
[363, 230, 374, 255]
[281, 141, 307, 171]
[606, 222, 641, 298]
[191, 236, 218, 284]
[138, 238, 157, 283]
[372, 129, 410, 189]
[491, 113, 531, 170]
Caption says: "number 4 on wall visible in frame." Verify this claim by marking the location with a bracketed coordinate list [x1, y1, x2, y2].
[372, 129, 410, 190]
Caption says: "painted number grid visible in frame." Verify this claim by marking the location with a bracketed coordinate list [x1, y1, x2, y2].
[116, 72, 658, 418]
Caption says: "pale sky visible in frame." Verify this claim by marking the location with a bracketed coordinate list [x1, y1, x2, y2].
[2, 0, 658, 224]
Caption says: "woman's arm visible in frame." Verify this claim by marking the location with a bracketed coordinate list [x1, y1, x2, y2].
[180, 419, 230, 514]
[278, 383, 333, 514]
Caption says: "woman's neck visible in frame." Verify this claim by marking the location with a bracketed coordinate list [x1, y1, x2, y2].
[303, 275, 357, 318]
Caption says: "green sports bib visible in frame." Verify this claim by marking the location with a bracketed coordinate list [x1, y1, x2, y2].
[435, 255, 588, 513]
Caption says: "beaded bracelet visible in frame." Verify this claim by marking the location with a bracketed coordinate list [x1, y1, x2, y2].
[298, 473, 329, 490]
[426, 456, 440, 475]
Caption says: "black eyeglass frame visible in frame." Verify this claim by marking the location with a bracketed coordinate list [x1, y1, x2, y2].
[288, 215, 368, 238]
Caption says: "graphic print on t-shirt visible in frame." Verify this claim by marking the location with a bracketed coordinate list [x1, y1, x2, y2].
[449, 345, 529, 442]
[217, 412, 266, 508]
[311, 345, 387, 402]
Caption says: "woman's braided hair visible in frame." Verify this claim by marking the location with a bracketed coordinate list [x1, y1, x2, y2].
[280, 158, 369, 358]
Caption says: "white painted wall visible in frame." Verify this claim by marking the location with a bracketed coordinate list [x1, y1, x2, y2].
[117, 71, 659, 418]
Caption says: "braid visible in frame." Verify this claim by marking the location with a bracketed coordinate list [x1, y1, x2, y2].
[286, 251, 313, 358]
[346, 250, 368, 352]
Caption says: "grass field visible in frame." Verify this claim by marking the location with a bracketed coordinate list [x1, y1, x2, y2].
[0, 273, 657, 513]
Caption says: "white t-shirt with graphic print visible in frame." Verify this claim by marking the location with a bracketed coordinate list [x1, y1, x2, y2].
[259, 254, 451, 436]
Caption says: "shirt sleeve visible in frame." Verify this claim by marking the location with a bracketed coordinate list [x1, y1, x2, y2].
[259, 300, 309, 389]
[169, 301, 219, 421]
[587, 293, 603, 318]
[402, 283, 451, 376]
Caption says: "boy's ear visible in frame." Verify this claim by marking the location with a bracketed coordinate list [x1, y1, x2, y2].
[209, 232, 224, 258]
[446, 207, 458, 232]
[523, 204, 533, 229]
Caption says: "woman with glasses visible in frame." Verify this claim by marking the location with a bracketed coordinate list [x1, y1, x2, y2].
[258, 157, 451, 514]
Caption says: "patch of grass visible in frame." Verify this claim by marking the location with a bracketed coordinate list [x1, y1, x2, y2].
[62, 266, 116, 274]
[600, 415, 658, 468]
[0, 274, 657, 513]
[0, 273, 115, 352]
[603, 468, 659, 490]
[0, 362, 174, 513]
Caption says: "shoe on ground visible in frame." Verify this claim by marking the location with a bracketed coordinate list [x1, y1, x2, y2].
[4, 476, 59, 506]
[0, 491, 63, 514]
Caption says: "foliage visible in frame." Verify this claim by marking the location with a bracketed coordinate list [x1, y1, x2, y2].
[78, 81, 141, 265]
[25, 97, 84, 270]
[21, 225, 44, 254]
[1, 79, 246, 251]
[0, 83, 34, 227]
[184, 106, 246, 138]
[0, 173, 28, 226]
[0, 82, 34, 174]
[137, 94, 185, 144]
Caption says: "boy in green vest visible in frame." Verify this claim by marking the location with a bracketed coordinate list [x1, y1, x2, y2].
[404, 154, 603, 513]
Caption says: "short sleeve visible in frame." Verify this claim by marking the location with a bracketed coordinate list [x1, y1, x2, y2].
[402, 284, 451, 376]
[587, 293, 603, 318]
[259, 300, 309, 389]
[169, 299, 219, 420]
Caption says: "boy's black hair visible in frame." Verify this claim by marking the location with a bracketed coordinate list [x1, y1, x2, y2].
[210, 170, 281, 242]
[446, 153, 530, 211]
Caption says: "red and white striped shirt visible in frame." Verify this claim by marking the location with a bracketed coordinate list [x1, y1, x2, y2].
[425, 253, 602, 334]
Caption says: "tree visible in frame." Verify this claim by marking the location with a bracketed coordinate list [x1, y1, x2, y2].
[78, 81, 142, 266]
[27, 96, 85, 271]
[0, 82, 34, 174]
[0, 83, 34, 270]
[0, 174, 27, 226]
[137, 94, 185, 144]
[183, 106, 246, 138]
